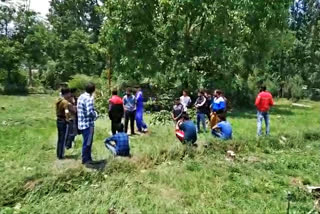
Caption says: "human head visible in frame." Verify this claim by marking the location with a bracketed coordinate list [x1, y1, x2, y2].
[85, 82, 96, 95]
[126, 88, 132, 96]
[118, 123, 124, 132]
[70, 88, 77, 96]
[215, 89, 222, 97]
[218, 114, 226, 121]
[260, 86, 267, 92]
[61, 88, 71, 99]
[112, 89, 118, 95]
[175, 98, 180, 105]
[182, 90, 188, 96]
[198, 90, 205, 97]
[182, 113, 190, 121]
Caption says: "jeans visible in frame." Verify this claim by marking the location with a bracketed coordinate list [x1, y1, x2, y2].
[212, 129, 230, 140]
[197, 112, 206, 132]
[257, 111, 270, 136]
[125, 110, 136, 134]
[106, 143, 117, 155]
[56, 119, 69, 159]
[81, 126, 94, 163]
[136, 109, 147, 132]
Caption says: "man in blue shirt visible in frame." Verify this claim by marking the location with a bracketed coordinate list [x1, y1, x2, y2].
[77, 83, 98, 164]
[104, 124, 130, 157]
[178, 113, 197, 145]
[211, 90, 226, 114]
[123, 88, 136, 135]
[212, 114, 232, 140]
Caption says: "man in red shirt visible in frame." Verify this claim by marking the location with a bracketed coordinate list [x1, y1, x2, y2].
[109, 90, 124, 135]
[255, 86, 274, 136]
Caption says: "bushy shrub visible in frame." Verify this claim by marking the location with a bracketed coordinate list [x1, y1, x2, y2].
[68, 74, 101, 91]
[2, 70, 28, 95]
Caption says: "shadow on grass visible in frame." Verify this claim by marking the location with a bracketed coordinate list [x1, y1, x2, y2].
[85, 160, 107, 170]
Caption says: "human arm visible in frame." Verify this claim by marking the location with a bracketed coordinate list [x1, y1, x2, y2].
[255, 94, 261, 107]
[86, 97, 97, 119]
[212, 123, 221, 130]
[198, 97, 206, 107]
[269, 95, 274, 106]
[105, 135, 116, 146]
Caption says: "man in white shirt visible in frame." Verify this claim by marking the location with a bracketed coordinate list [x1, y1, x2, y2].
[180, 90, 192, 112]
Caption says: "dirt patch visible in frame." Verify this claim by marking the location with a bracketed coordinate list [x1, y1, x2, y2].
[53, 159, 83, 172]
[159, 187, 181, 201]
[24, 179, 41, 191]
[290, 177, 303, 187]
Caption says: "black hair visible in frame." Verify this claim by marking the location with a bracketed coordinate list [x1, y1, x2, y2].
[175, 98, 180, 101]
[86, 82, 96, 94]
[260, 86, 267, 92]
[112, 89, 118, 95]
[199, 90, 205, 95]
[182, 113, 190, 120]
[126, 88, 132, 93]
[218, 113, 226, 121]
[70, 88, 77, 93]
[61, 88, 71, 95]
[118, 123, 124, 132]
[183, 89, 188, 94]
[215, 89, 222, 95]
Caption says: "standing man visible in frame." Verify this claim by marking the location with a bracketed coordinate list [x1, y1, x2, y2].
[77, 83, 98, 164]
[255, 86, 274, 136]
[135, 87, 148, 133]
[180, 90, 192, 112]
[172, 98, 184, 122]
[195, 90, 207, 133]
[109, 89, 124, 135]
[123, 88, 136, 135]
[212, 90, 226, 114]
[56, 88, 76, 159]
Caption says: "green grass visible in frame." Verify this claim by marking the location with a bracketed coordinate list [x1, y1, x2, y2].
[1, 95, 320, 213]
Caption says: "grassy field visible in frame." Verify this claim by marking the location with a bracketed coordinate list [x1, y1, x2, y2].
[1, 95, 320, 214]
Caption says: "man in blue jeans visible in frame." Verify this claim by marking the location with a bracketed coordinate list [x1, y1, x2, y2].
[212, 114, 232, 140]
[195, 90, 207, 133]
[255, 86, 274, 136]
[77, 83, 98, 164]
[104, 124, 130, 157]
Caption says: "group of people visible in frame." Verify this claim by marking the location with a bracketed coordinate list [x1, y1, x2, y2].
[56, 83, 148, 165]
[55, 82, 274, 165]
[173, 86, 274, 145]
[173, 89, 232, 146]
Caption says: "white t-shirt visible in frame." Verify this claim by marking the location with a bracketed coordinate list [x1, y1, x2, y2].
[180, 96, 191, 111]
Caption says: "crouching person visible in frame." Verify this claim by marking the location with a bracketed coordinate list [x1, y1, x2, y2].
[176, 113, 197, 145]
[104, 124, 130, 157]
[212, 114, 232, 140]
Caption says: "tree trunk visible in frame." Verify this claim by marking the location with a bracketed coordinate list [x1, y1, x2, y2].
[28, 66, 33, 87]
